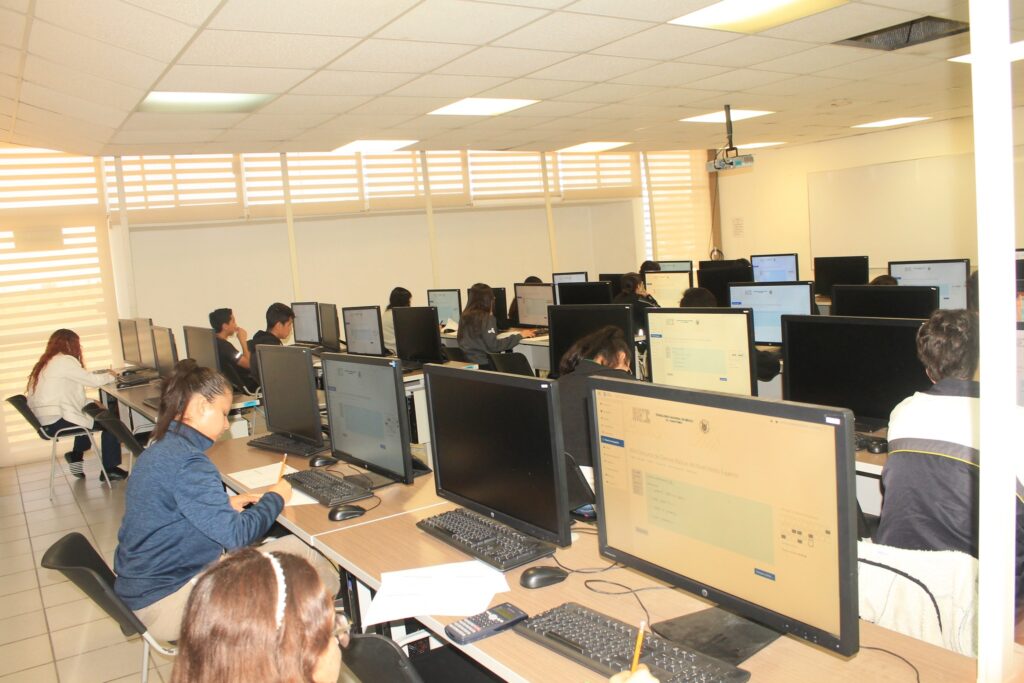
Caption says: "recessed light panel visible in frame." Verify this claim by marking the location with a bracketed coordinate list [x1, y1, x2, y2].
[428, 98, 538, 116]
[139, 91, 273, 113]
[669, 0, 846, 34]
[852, 117, 930, 128]
[736, 141, 786, 149]
[949, 41, 1024, 63]
[559, 142, 631, 153]
[680, 110, 773, 123]
[332, 140, 419, 154]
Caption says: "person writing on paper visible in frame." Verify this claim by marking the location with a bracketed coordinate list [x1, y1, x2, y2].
[114, 360, 340, 642]
[382, 286, 412, 354]
[458, 283, 536, 368]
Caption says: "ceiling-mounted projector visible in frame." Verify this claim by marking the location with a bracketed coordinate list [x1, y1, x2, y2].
[706, 104, 754, 173]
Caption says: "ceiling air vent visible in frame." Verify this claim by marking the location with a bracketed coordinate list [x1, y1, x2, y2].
[835, 16, 968, 51]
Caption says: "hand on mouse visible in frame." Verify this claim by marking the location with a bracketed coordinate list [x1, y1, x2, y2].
[265, 478, 292, 504]
[609, 664, 660, 683]
[520, 329, 537, 338]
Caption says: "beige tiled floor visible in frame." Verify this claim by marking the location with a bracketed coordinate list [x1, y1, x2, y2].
[0, 457, 174, 682]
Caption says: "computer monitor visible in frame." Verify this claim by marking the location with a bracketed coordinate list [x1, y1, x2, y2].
[697, 263, 754, 307]
[118, 319, 142, 366]
[728, 281, 814, 345]
[183, 325, 220, 372]
[322, 353, 418, 487]
[491, 287, 510, 329]
[548, 304, 634, 375]
[424, 364, 571, 546]
[813, 256, 868, 296]
[888, 259, 970, 309]
[782, 315, 931, 430]
[698, 258, 747, 270]
[751, 253, 799, 282]
[1017, 249, 1024, 279]
[255, 345, 323, 448]
[589, 376, 859, 657]
[552, 271, 588, 284]
[556, 281, 613, 306]
[644, 270, 694, 307]
[291, 301, 321, 345]
[646, 308, 757, 396]
[318, 303, 341, 352]
[514, 282, 555, 327]
[393, 306, 446, 363]
[151, 326, 178, 379]
[427, 289, 462, 327]
[656, 260, 693, 272]
[342, 306, 386, 356]
[831, 285, 939, 318]
[134, 318, 157, 369]
[599, 272, 626, 294]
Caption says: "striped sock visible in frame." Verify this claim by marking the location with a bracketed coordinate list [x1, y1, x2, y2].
[63, 453, 84, 478]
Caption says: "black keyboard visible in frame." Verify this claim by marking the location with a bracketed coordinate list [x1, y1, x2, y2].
[116, 372, 156, 388]
[283, 469, 372, 507]
[416, 508, 554, 571]
[854, 433, 888, 452]
[515, 603, 750, 683]
[400, 360, 424, 373]
[247, 433, 327, 457]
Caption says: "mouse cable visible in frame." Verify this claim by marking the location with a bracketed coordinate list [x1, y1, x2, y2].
[583, 579, 672, 625]
[860, 646, 920, 683]
[551, 555, 621, 575]
[331, 463, 383, 512]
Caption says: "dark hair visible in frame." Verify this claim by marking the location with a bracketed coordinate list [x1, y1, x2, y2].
[870, 274, 898, 286]
[620, 273, 643, 294]
[170, 547, 334, 683]
[523, 276, 542, 284]
[27, 329, 82, 392]
[209, 308, 233, 333]
[265, 303, 294, 330]
[458, 283, 494, 341]
[916, 309, 978, 382]
[639, 260, 660, 273]
[559, 325, 631, 375]
[152, 359, 232, 440]
[680, 287, 718, 308]
[386, 287, 412, 311]
[967, 270, 978, 312]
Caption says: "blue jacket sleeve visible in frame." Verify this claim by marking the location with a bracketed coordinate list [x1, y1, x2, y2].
[172, 456, 284, 550]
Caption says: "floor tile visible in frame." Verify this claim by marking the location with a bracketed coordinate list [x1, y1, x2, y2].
[0, 569, 39, 596]
[0, 538, 32, 558]
[0, 610, 48, 647]
[54, 640, 155, 683]
[29, 526, 93, 557]
[19, 476, 58, 493]
[49, 616, 135, 661]
[27, 503, 83, 523]
[23, 494, 76, 513]
[0, 524, 28, 543]
[41, 580, 87, 609]
[0, 662, 58, 683]
[21, 484, 73, 503]
[0, 553, 35, 577]
[0, 512, 26, 529]
[44, 597, 107, 632]
[27, 514, 87, 538]
[0, 495, 23, 516]
[0, 634, 51, 677]
[0, 589, 43, 618]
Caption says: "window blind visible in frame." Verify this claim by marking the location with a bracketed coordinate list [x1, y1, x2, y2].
[558, 151, 640, 200]
[641, 151, 713, 263]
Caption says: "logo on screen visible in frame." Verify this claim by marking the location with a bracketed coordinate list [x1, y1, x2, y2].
[700, 419, 710, 434]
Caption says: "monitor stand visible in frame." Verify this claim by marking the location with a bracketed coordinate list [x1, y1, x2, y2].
[652, 607, 780, 666]
[346, 470, 398, 491]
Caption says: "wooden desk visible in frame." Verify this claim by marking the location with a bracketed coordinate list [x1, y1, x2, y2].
[314, 504, 978, 683]
[100, 382, 259, 436]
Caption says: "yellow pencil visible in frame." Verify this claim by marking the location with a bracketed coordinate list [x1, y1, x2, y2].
[277, 453, 288, 483]
[630, 619, 646, 673]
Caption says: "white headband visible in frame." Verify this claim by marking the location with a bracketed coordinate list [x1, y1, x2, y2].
[265, 552, 287, 631]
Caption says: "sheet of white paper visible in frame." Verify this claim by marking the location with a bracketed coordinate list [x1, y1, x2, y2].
[226, 463, 318, 506]
[364, 561, 509, 626]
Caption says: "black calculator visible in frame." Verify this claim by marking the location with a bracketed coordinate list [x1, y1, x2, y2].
[444, 603, 528, 645]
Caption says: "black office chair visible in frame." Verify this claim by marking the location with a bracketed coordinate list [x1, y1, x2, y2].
[443, 347, 469, 363]
[344, 634, 424, 683]
[6, 394, 110, 499]
[41, 532, 175, 683]
[83, 404, 146, 473]
[486, 352, 534, 377]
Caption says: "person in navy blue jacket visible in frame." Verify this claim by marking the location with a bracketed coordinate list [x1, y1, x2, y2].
[114, 360, 339, 641]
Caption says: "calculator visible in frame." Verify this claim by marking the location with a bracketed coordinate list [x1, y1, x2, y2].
[444, 603, 528, 645]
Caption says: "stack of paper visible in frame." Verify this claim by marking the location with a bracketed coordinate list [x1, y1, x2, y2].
[226, 463, 318, 506]
[364, 561, 509, 626]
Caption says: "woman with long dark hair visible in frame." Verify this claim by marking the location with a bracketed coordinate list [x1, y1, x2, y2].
[457, 283, 535, 367]
[382, 286, 412, 353]
[26, 329, 125, 480]
[612, 272, 659, 331]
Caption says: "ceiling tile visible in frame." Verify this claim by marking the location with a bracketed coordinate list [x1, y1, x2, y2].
[0, 72, 15, 98]
[528, 54, 657, 81]
[553, 82, 661, 103]
[0, 8, 25, 49]
[28, 21, 165, 89]
[157, 65, 314, 93]
[435, 47, 572, 78]
[682, 36, 814, 69]
[755, 44, 875, 75]
[292, 70, 417, 96]
[594, 24, 739, 61]
[611, 62, 729, 87]
[179, 30, 359, 69]
[120, 0, 222, 27]
[11, 122, 106, 155]
[375, 0, 548, 44]
[873, 60, 969, 87]
[345, 96, 454, 116]
[234, 113, 334, 129]
[327, 39, 473, 73]
[493, 11, 653, 52]
[580, 103, 678, 121]
[892, 32, 971, 59]
[0, 0, 30, 11]
[0, 95, 12, 115]
[761, 4, 924, 43]
[0, 45, 19, 75]
[216, 127, 308, 142]
[307, 112, 417, 133]
[814, 52, 938, 80]
[500, 100, 599, 117]
[112, 128, 225, 144]
[388, 73, 510, 97]
[622, 87, 728, 107]
[484, 0, 574, 8]
[562, 0, 717, 22]
[34, 0, 196, 61]
[258, 94, 372, 114]
[22, 56, 146, 111]
[389, 115, 470, 132]
[120, 112, 249, 130]
[210, 0, 420, 36]
[15, 102, 117, 139]
[19, 81, 129, 128]
[744, 74, 852, 96]
[477, 77, 591, 99]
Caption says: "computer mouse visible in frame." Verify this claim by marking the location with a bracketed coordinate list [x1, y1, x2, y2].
[309, 454, 338, 468]
[328, 504, 366, 522]
[868, 440, 888, 454]
[520, 566, 569, 589]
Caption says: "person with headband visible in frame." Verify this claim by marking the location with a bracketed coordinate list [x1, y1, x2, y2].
[114, 360, 340, 642]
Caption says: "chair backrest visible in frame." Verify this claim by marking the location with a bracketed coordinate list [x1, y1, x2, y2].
[444, 346, 469, 363]
[88, 408, 145, 457]
[6, 394, 46, 437]
[344, 634, 424, 683]
[487, 352, 534, 377]
[40, 532, 149, 638]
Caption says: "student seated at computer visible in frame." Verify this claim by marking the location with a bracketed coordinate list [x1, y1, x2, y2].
[508, 275, 541, 326]
[873, 309, 1024, 607]
[114, 360, 341, 642]
[613, 272, 659, 331]
[382, 286, 411, 353]
[458, 283, 536, 367]
[209, 307, 257, 391]
[247, 302, 294, 384]
[26, 329, 127, 481]
[870, 274, 898, 286]
[639, 260, 661, 274]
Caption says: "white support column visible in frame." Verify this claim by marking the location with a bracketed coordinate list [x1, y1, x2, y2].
[110, 156, 137, 317]
[642, 152, 659, 260]
[419, 151, 441, 288]
[540, 153, 559, 272]
[968, 1, 1017, 680]
[279, 153, 301, 300]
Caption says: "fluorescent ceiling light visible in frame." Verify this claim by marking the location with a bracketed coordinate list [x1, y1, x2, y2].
[332, 139, 418, 154]
[681, 110, 773, 123]
[428, 98, 538, 116]
[949, 40, 1024, 63]
[559, 141, 630, 153]
[736, 141, 785, 149]
[139, 91, 272, 113]
[669, 0, 846, 33]
[852, 117, 931, 128]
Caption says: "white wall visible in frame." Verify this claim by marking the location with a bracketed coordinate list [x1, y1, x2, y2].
[129, 199, 641, 340]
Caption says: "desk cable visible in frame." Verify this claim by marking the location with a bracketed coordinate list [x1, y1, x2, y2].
[859, 646, 920, 683]
[582, 579, 673, 625]
[326, 463, 383, 512]
[550, 554, 621, 575]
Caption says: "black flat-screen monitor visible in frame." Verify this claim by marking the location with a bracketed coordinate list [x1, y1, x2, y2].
[118, 319, 142, 366]
[151, 326, 178, 379]
[491, 287, 510, 329]
[514, 283, 555, 327]
[552, 271, 588, 285]
[427, 289, 462, 326]
[322, 353, 415, 486]
[699, 259, 747, 270]
[697, 263, 754, 306]
[813, 256, 868, 296]
[728, 281, 814, 345]
[888, 259, 970, 309]
[644, 270, 694, 306]
[183, 325, 220, 372]
[556, 281, 613, 306]
[134, 318, 157, 369]
[599, 273, 626, 294]
[548, 304, 634, 376]
[589, 376, 859, 658]
[831, 285, 939, 318]
[782, 315, 930, 430]
[291, 301, 321, 345]
[393, 306, 446, 363]
[255, 345, 323, 447]
[342, 306, 386, 356]
[657, 260, 693, 272]
[646, 308, 757, 396]
[318, 303, 341, 352]
[1017, 249, 1024, 279]
[751, 253, 798, 282]
[424, 365, 571, 547]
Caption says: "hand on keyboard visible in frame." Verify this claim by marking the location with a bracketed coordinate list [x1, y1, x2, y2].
[610, 665, 661, 683]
